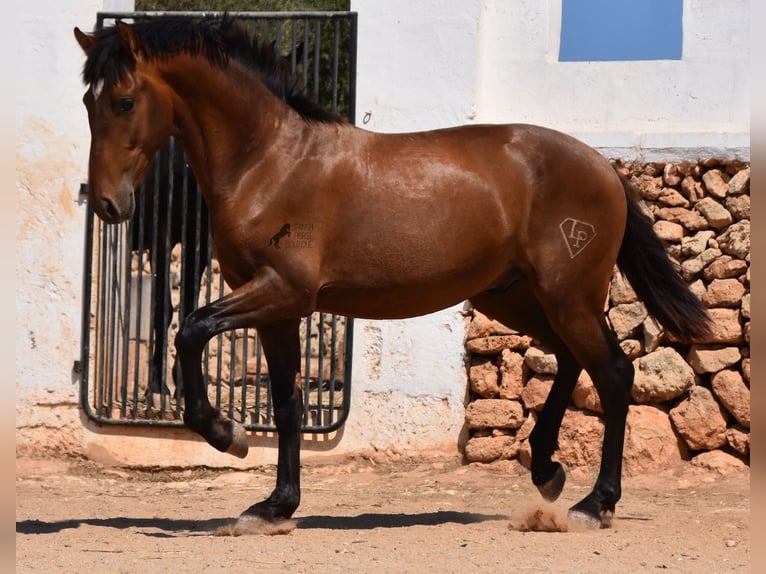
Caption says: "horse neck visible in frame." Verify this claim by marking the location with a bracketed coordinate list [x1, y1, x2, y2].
[159, 56, 302, 194]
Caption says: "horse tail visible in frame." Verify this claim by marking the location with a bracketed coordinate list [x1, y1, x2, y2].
[615, 171, 711, 342]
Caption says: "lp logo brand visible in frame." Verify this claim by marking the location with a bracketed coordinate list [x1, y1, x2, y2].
[559, 218, 596, 259]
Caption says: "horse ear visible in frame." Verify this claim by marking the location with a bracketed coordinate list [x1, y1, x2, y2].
[116, 20, 140, 57]
[74, 27, 95, 52]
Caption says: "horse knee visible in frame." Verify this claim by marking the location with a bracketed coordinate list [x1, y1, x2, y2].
[174, 311, 208, 355]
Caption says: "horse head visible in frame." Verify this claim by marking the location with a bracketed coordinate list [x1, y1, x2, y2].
[74, 22, 175, 224]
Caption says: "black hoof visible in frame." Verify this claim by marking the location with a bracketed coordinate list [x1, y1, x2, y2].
[183, 411, 249, 457]
[569, 495, 616, 529]
[567, 509, 603, 530]
[536, 463, 566, 502]
[240, 499, 297, 523]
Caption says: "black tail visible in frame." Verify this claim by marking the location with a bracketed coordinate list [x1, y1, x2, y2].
[616, 172, 711, 342]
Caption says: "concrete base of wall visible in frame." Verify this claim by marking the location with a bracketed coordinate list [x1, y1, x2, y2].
[79, 410, 464, 469]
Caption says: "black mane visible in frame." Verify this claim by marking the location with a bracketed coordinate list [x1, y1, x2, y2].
[81, 15, 344, 124]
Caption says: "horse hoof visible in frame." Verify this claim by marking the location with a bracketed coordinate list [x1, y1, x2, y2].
[226, 421, 249, 458]
[567, 509, 602, 530]
[536, 464, 566, 502]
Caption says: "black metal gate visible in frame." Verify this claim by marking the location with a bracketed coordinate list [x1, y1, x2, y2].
[78, 11, 357, 433]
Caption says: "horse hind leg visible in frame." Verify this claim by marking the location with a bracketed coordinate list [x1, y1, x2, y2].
[470, 286, 582, 504]
[147, 253, 174, 401]
[535, 294, 633, 528]
[567, 329, 632, 529]
[529, 349, 581, 502]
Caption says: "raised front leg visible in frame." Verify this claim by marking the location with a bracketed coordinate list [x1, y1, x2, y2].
[170, 226, 208, 404]
[174, 266, 313, 461]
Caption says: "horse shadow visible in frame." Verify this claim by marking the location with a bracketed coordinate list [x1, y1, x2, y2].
[16, 511, 508, 538]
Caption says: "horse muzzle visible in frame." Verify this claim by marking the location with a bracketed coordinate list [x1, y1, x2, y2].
[91, 179, 136, 224]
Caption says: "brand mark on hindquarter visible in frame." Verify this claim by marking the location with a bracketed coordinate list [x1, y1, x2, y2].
[559, 218, 596, 259]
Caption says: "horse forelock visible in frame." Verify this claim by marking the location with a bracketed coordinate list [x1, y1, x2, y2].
[80, 15, 345, 124]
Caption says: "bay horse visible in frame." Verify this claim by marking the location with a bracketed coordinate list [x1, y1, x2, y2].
[74, 16, 709, 529]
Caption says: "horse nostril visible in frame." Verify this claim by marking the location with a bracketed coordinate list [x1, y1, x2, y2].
[101, 198, 119, 221]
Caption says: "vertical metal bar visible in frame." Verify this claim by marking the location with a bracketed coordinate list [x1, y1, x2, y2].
[96, 221, 110, 418]
[119, 221, 132, 418]
[95, 224, 108, 417]
[106, 226, 121, 418]
[131, 184, 146, 420]
[302, 316, 312, 426]
[316, 312, 326, 427]
[239, 328, 249, 424]
[265, 339, 273, 426]
[302, 18, 310, 88]
[162, 141, 177, 416]
[180, 151, 199, 421]
[328, 314, 339, 426]
[79, 194, 96, 419]
[347, 12, 358, 123]
[332, 19, 340, 113]
[201, 218, 213, 408]
[227, 330, 236, 419]
[343, 317, 355, 421]
[290, 18, 298, 73]
[274, 19, 282, 52]
[214, 270, 225, 411]
[146, 157, 161, 418]
[260, 20, 270, 44]
[313, 20, 321, 100]
[253, 338, 263, 425]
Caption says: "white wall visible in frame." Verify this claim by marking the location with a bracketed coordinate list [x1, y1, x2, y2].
[353, 0, 749, 161]
[16, 0, 106, 447]
[474, 0, 750, 161]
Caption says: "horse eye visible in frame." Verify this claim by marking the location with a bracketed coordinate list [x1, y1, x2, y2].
[118, 98, 135, 114]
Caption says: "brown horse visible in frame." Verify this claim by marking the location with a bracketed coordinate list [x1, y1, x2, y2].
[74, 16, 709, 529]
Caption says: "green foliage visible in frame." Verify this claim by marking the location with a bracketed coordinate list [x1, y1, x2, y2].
[135, 1, 349, 12]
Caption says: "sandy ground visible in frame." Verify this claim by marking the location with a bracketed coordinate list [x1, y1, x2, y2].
[16, 453, 749, 573]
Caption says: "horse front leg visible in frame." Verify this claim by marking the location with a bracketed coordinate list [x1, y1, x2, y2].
[170, 234, 207, 404]
[174, 268, 311, 462]
[174, 312, 249, 457]
[240, 319, 303, 521]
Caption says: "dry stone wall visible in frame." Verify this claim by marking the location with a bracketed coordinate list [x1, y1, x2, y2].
[462, 160, 750, 475]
